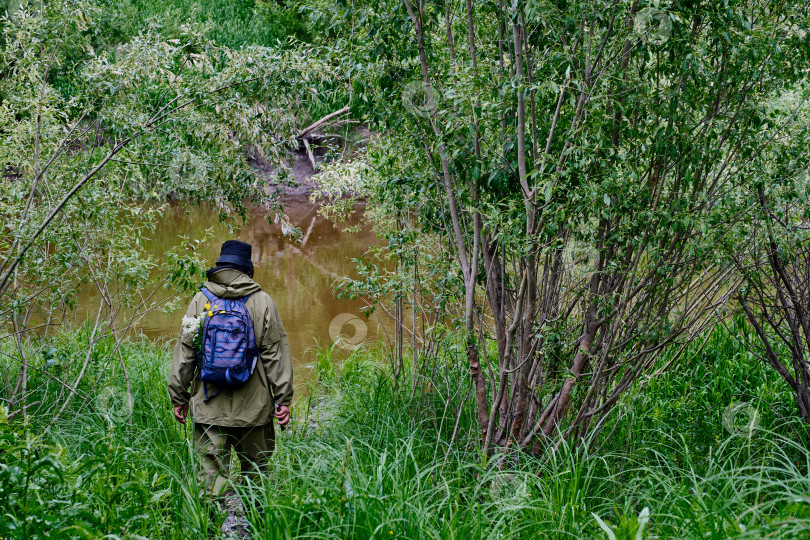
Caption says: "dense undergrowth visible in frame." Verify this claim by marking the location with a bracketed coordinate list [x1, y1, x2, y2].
[1, 324, 809, 539]
[99, 0, 309, 51]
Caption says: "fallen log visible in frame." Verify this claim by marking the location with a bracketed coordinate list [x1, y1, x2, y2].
[298, 106, 350, 139]
[302, 138, 317, 171]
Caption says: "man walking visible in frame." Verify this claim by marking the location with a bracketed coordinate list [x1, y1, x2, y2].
[168, 240, 292, 496]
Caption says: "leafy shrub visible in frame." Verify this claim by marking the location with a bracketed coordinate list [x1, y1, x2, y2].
[98, 0, 311, 49]
[0, 419, 155, 538]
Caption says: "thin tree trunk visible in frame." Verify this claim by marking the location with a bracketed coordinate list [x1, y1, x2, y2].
[403, 0, 489, 439]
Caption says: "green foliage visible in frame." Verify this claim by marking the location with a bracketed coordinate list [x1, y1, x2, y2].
[97, 0, 310, 50]
[0, 423, 73, 538]
[1, 323, 810, 538]
[302, 0, 810, 450]
[603, 318, 799, 463]
[0, 0, 335, 338]
[2, 0, 810, 537]
[0, 334, 193, 538]
[241, 330, 810, 539]
[593, 507, 649, 540]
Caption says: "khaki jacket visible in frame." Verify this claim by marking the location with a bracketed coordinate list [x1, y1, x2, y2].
[168, 268, 293, 427]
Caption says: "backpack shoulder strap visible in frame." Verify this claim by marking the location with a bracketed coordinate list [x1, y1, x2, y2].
[203, 287, 251, 304]
[201, 287, 216, 302]
[235, 293, 257, 349]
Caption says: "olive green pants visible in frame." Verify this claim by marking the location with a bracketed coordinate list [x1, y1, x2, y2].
[194, 422, 275, 497]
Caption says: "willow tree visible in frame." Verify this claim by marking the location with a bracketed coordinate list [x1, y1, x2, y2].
[725, 85, 810, 426]
[0, 0, 333, 418]
[313, 0, 810, 453]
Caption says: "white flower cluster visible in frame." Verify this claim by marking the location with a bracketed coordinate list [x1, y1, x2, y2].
[181, 315, 202, 339]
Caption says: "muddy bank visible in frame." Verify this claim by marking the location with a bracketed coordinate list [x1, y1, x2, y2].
[250, 123, 371, 201]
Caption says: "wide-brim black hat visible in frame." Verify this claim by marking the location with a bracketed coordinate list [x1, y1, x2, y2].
[216, 240, 253, 269]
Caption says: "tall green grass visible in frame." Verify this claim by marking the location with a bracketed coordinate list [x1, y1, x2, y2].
[1, 322, 809, 538]
[602, 317, 801, 465]
[234, 332, 810, 539]
[0, 332, 206, 538]
[98, 0, 310, 49]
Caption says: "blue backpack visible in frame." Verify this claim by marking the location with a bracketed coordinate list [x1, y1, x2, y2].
[198, 287, 259, 402]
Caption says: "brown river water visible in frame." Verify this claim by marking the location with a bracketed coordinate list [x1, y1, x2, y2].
[72, 198, 388, 398]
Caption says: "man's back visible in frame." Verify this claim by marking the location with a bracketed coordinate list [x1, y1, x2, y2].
[168, 266, 293, 426]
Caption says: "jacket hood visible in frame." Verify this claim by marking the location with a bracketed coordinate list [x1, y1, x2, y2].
[203, 268, 262, 299]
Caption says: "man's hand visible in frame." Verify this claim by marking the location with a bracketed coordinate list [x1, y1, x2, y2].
[173, 403, 189, 424]
[274, 405, 290, 428]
